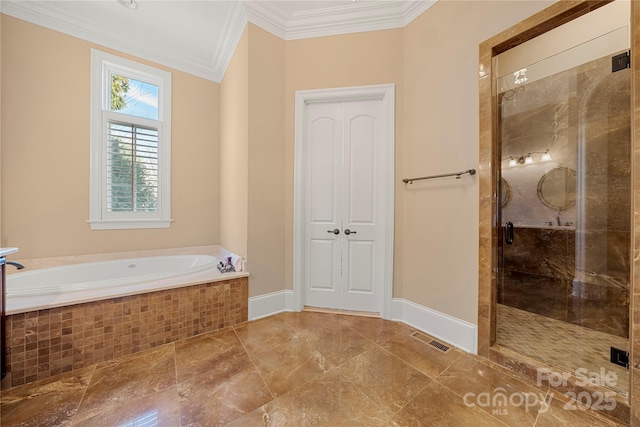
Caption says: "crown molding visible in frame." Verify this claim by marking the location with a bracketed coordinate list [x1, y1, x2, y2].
[246, 0, 437, 41]
[211, 1, 248, 82]
[244, 0, 288, 40]
[403, 0, 437, 26]
[1, 0, 223, 81]
[2, 1, 436, 82]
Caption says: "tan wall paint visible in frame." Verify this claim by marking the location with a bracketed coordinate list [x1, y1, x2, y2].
[247, 24, 286, 297]
[0, 15, 220, 259]
[402, 0, 552, 323]
[283, 28, 405, 295]
[220, 29, 249, 258]
[2, 2, 559, 323]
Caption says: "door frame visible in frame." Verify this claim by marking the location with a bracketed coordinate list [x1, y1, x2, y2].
[292, 83, 395, 319]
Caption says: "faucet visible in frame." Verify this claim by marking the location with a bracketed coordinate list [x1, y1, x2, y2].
[6, 261, 25, 270]
[556, 215, 561, 226]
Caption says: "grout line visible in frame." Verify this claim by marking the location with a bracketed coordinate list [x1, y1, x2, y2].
[231, 325, 276, 401]
[67, 364, 97, 426]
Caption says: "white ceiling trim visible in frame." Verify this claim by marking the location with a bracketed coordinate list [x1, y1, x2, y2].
[402, 0, 437, 26]
[1, 1, 436, 83]
[246, 0, 437, 41]
[1, 0, 223, 81]
[211, 2, 248, 82]
[244, 1, 288, 40]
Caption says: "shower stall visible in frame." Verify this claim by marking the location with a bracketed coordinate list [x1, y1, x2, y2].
[494, 15, 631, 396]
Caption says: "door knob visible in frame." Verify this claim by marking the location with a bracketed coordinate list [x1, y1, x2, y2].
[327, 229, 340, 235]
[344, 229, 357, 235]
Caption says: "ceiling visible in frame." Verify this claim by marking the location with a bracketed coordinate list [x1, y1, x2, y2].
[1, 0, 435, 82]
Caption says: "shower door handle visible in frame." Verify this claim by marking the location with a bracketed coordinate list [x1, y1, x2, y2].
[505, 222, 514, 245]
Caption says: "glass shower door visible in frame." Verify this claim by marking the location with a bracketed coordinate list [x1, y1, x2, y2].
[495, 28, 631, 395]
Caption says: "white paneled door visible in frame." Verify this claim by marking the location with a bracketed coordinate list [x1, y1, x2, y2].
[302, 94, 388, 313]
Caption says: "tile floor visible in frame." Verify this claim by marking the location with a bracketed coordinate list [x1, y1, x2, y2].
[497, 304, 629, 395]
[0, 311, 629, 426]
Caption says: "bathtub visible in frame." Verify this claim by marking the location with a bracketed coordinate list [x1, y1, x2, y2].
[6, 251, 249, 315]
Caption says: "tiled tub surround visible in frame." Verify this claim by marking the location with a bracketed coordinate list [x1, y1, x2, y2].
[1, 246, 249, 388]
[4, 277, 248, 388]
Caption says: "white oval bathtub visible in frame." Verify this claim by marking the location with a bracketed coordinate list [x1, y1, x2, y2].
[6, 254, 248, 315]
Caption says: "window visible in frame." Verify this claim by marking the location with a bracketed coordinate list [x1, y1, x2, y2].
[90, 50, 172, 229]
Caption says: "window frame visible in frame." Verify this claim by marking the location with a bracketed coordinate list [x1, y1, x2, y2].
[89, 49, 172, 230]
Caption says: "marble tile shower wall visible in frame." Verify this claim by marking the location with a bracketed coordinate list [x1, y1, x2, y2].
[3, 278, 248, 389]
[499, 54, 631, 339]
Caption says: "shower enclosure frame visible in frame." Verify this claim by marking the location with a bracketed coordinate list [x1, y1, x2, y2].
[477, 0, 637, 424]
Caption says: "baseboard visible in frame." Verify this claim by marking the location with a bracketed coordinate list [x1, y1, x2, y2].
[391, 298, 478, 354]
[248, 292, 477, 354]
[248, 290, 294, 320]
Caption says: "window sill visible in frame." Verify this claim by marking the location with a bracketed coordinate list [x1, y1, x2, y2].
[88, 219, 173, 230]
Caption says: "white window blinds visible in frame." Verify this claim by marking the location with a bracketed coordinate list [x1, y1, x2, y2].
[106, 121, 159, 212]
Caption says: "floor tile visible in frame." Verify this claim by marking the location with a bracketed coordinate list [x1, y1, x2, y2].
[251, 333, 331, 397]
[341, 315, 410, 344]
[304, 321, 373, 367]
[0, 366, 93, 427]
[436, 354, 548, 426]
[174, 327, 252, 382]
[71, 385, 180, 427]
[178, 368, 272, 427]
[338, 347, 431, 414]
[233, 315, 297, 355]
[497, 304, 628, 396]
[278, 311, 346, 333]
[278, 311, 372, 361]
[73, 344, 176, 423]
[1, 311, 632, 426]
[380, 331, 464, 378]
[227, 368, 396, 427]
[392, 381, 508, 427]
[535, 395, 626, 426]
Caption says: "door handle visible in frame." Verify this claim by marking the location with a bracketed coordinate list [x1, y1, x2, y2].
[327, 229, 340, 235]
[505, 222, 514, 245]
[344, 229, 357, 235]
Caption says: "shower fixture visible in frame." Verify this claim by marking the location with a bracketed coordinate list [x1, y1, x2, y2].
[513, 68, 528, 85]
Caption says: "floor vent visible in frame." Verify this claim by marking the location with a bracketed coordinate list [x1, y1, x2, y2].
[411, 332, 450, 353]
[428, 339, 451, 353]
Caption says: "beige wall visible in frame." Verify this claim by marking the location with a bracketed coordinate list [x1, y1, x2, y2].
[1, 15, 221, 260]
[247, 24, 286, 297]
[220, 24, 286, 297]
[2, 1, 558, 323]
[401, 0, 552, 323]
[220, 29, 249, 258]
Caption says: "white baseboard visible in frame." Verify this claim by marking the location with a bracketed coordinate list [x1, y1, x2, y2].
[391, 298, 478, 354]
[248, 290, 294, 320]
[248, 292, 477, 354]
